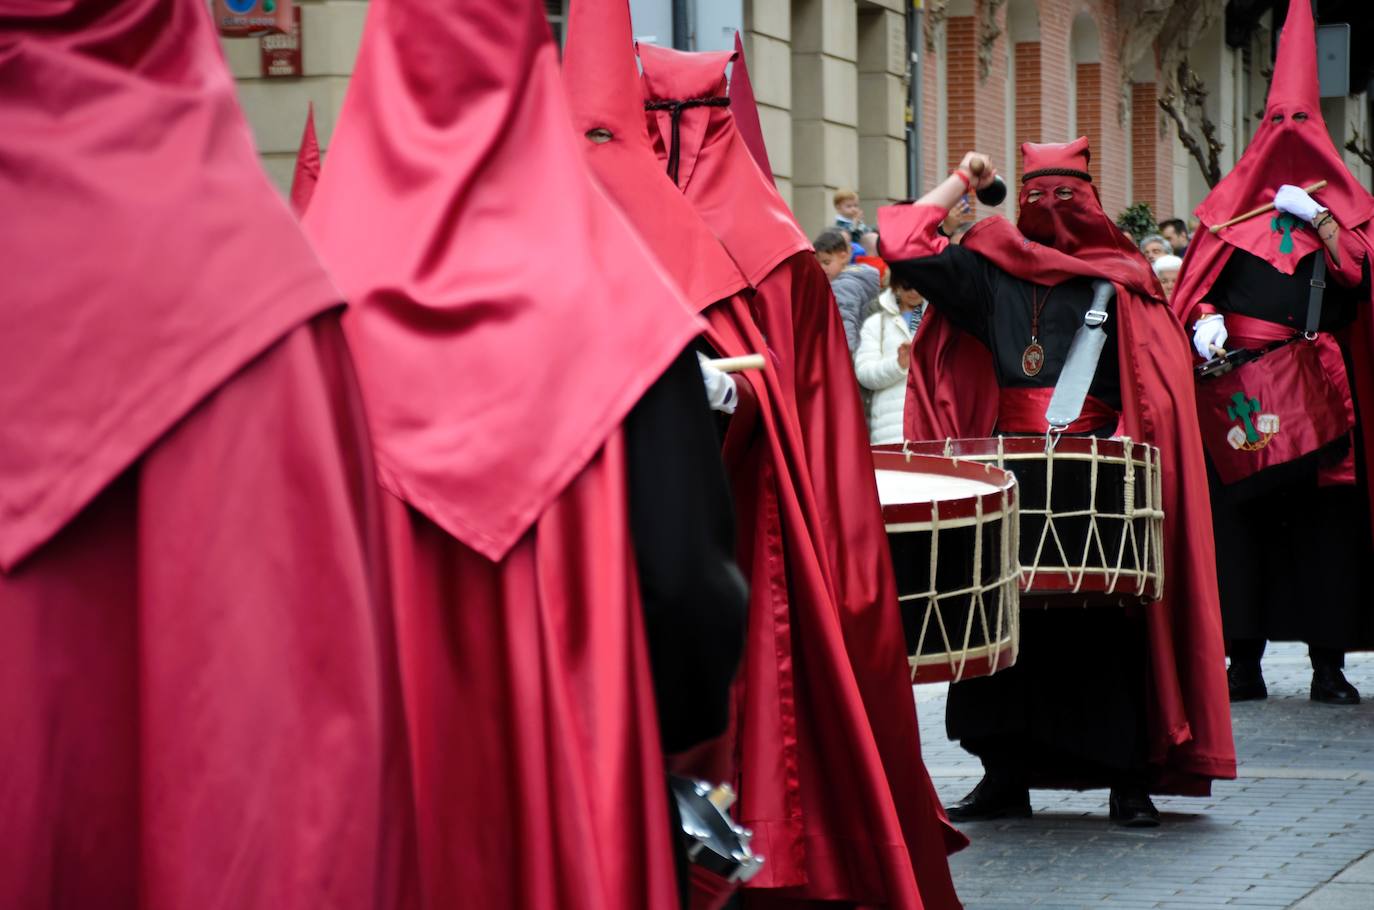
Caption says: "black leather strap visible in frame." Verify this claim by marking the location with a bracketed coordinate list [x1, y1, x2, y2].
[1304, 250, 1327, 335]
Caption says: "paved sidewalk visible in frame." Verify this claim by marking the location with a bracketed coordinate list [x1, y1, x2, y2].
[915, 642, 1374, 909]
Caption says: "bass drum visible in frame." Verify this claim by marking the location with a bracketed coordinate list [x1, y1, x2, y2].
[891, 437, 1165, 607]
[873, 450, 1020, 683]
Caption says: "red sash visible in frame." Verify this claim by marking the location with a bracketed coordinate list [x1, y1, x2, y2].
[1194, 323, 1354, 484]
[997, 386, 1120, 435]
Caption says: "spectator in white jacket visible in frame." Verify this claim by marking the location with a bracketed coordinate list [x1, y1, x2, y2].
[854, 272, 925, 444]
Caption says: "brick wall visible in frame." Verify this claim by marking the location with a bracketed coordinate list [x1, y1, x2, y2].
[1129, 79, 1174, 220]
[1013, 41, 1041, 179]
[945, 16, 976, 174]
[1075, 62, 1104, 185]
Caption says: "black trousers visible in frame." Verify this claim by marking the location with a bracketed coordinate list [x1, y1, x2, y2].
[1208, 451, 1373, 653]
[946, 606, 1149, 788]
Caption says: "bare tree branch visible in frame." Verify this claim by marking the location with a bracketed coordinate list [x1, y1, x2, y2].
[1159, 59, 1223, 187]
[1347, 122, 1374, 169]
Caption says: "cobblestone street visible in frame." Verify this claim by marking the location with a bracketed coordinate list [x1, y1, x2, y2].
[915, 642, 1374, 909]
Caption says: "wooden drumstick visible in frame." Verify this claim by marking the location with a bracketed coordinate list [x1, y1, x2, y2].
[1208, 180, 1327, 234]
[704, 354, 766, 373]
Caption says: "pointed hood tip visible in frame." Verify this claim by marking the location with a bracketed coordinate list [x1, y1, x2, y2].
[289, 102, 321, 217]
[729, 30, 775, 183]
[1268, 0, 1321, 111]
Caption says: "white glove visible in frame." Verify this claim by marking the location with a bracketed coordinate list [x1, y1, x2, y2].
[1273, 184, 1327, 226]
[1193, 314, 1228, 360]
[697, 353, 738, 414]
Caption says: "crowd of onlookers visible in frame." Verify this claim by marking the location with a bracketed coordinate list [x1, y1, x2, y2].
[814, 188, 1196, 444]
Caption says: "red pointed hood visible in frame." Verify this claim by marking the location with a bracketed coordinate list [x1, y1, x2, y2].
[289, 103, 321, 216]
[563, 0, 747, 311]
[0, 0, 340, 570]
[729, 31, 775, 183]
[638, 42, 809, 287]
[1193, 0, 1374, 273]
[304, 0, 702, 561]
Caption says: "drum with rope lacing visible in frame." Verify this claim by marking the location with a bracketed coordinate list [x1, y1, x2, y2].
[885, 436, 1165, 607]
[873, 449, 1020, 683]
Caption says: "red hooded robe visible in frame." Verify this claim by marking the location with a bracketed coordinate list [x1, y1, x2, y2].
[881, 139, 1236, 795]
[302, 0, 705, 906]
[565, 8, 963, 909]
[0, 2, 412, 907]
[1170, 0, 1374, 532]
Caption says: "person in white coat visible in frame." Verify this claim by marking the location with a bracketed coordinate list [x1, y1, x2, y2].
[854, 272, 925, 444]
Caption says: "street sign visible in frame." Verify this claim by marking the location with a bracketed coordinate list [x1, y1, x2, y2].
[261, 6, 303, 78]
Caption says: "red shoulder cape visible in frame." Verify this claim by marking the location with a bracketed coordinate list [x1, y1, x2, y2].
[892, 205, 1236, 794]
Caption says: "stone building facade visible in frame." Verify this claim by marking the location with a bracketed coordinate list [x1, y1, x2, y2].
[223, 0, 1372, 237]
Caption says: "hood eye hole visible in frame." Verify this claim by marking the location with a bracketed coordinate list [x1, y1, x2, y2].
[1293, 112, 1309, 122]
[1271, 113, 1285, 124]
[586, 128, 614, 144]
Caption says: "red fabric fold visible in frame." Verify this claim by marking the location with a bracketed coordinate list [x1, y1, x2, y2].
[0, 0, 341, 571]
[304, 0, 702, 563]
[891, 190, 1237, 796]
[2, 318, 417, 910]
[729, 30, 774, 184]
[289, 102, 320, 217]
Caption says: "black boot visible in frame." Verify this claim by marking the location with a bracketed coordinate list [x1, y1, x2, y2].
[945, 772, 1031, 822]
[1108, 784, 1160, 828]
[1227, 659, 1267, 702]
[1227, 639, 1267, 702]
[1311, 649, 1360, 705]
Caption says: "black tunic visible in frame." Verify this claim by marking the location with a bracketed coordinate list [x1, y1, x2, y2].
[1204, 248, 1374, 650]
[892, 245, 1122, 412]
[625, 345, 747, 755]
[893, 246, 1147, 784]
[625, 345, 749, 910]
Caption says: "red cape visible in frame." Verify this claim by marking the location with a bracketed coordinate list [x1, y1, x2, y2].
[1, 2, 412, 905]
[1172, 0, 1374, 538]
[634, 40, 965, 907]
[303, 0, 703, 906]
[885, 203, 1237, 794]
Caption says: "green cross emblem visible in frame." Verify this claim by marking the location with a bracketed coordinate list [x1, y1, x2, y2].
[1271, 212, 1301, 254]
[1227, 391, 1263, 443]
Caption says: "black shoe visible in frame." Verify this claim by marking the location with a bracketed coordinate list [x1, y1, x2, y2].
[1311, 665, 1361, 705]
[945, 774, 1031, 822]
[1228, 661, 1267, 702]
[1109, 787, 1160, 828]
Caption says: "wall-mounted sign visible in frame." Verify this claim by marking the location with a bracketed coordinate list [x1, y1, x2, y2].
[214, 0, 293, 39]
[261, 6, 303, 78]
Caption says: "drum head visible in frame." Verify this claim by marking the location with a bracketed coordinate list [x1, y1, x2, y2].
[873, 451, 1016, 528]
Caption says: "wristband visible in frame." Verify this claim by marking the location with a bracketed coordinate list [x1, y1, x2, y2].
[951, 169, 972, 191]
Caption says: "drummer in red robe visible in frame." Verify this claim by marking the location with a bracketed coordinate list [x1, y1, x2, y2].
[1171, 0, 1374, 706]
[878, 140, 1235, 826]
[0, 1, 414, 906]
